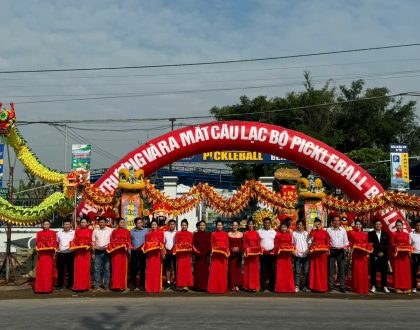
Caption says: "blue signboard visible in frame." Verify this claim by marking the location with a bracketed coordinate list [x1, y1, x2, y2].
[390, 144, 409, 191]
[179, 151, 289, 164]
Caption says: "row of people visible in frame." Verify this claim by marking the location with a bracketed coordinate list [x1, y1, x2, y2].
[34, 215, 420, 294]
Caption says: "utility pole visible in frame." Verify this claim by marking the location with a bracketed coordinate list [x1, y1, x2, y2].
[169, 118, 176, 173]
[0, 145, 18, 284]
[5, 160, 14, 281]
[64, 124, 68, 172]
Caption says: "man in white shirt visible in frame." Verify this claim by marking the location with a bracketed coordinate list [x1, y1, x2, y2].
[410, 220, 420, 293]
[92, 217, 113, 291]
[164, 220, 177, 290]
[56, 218, 75, 290]
[326, 215, 349, 293]
[292, 220, 310, 292]
[258, 217, 277, 291]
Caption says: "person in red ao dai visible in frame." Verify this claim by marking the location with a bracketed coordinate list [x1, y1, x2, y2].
[107, 218, 132, 291]
[391, 220, 413, 294]
[70, 216, 93, 291]
[243, 219, 262, 292]
[274, 222, 295, 293]
[207, 220, 230, 294]
[173, 219, 194, 291]
[228, 220, 243, 292]
[192, 221, 211, 291]
[142, 219, 165, 293]
[34, 219, 58, 293]
[309, 218, 330, 292]
[348, 220, 373, 294]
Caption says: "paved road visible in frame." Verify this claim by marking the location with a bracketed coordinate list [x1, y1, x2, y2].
[0, 297, 419, 330]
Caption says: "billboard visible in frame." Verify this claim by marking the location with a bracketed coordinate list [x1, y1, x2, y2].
[179, 151, 289, 164]
[71, 144, 92, 173]
[390, 144, 409, 191]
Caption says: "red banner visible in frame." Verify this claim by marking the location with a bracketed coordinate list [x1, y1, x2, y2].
[77, 121, 409, 233]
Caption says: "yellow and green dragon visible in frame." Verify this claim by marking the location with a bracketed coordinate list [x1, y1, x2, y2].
[0, 103, 72, 225]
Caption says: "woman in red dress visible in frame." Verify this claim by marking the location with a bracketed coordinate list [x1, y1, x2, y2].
[228, 220, 243, 292]
[348, 220, 373, 294]
[35, 219, 58, 293]
[107, 218, 131, 291]
[70, 217, 93, 291]
[274, 222, 295, 293]
[391, 220, 412, 294]
[243, 219, 262, 292]
[174, 219, 194, 291]
[207, 220, 230, 294]
[309, 218, 330, 293]
[193, 220, 211, 291]
[142, 219, 165, 293]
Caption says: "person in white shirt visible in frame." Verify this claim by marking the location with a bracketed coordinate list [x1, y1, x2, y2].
[258, 217, 277, 291]
[164, 220, 177, 290]
[326, 215, 349, 293]
[292, 220, 310, 292]
[92, 217, 113, 291]
[56, 218, 75, 290]
[410, 220, 420, 293]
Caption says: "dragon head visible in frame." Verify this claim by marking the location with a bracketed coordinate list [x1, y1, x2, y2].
[67, 169, 89, 187]
[118, 166, 145, 190]
[0, 102, 16, 136]
[296, 174, 326, 200]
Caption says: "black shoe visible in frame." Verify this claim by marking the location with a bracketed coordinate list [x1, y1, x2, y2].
[339, 288, 346, 293]
[327, 288, 334, 293]
[129, 286, 136, 291]
[54, 286, 63, 291]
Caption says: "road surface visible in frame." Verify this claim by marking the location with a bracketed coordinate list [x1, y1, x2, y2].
[0, 296, 419, 329]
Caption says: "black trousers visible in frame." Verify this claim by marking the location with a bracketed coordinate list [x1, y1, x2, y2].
[411, 254, 420, 289]
[129, 250, 146, 289]
[56, 251, 75, 288]
[328, 249, 345, 290]
[260, 254, 275, 291]
[370, 255, 388, 288]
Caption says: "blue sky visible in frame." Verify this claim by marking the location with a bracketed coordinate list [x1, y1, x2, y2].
[0, 0, 419, 179]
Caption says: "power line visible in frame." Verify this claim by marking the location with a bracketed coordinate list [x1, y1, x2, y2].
[18, 91, 417, 125]
[11, 80, 420, 105]
[12, 83, 323, 104]
[68, 127, 120, 161]
[2, 57, 420, 82]
[4, 68, 420, 91]
[1, 43, 420, 74]
[54, 125, 120, 162]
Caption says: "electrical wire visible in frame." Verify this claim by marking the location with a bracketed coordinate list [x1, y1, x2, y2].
[3, 67, 420, 90]
[1, 43, 419, 74]
[54, 125, 120, 162]
[17, 91, 418, 125]
[2, 57, 420, 82]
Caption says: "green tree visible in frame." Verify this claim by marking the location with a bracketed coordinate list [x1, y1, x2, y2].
[346, 148, 390, 188]
[336, 80, 418, 152]
[210, 74, 418, 185]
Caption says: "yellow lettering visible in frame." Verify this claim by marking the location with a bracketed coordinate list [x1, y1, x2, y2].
[203, 152, 212, 160]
